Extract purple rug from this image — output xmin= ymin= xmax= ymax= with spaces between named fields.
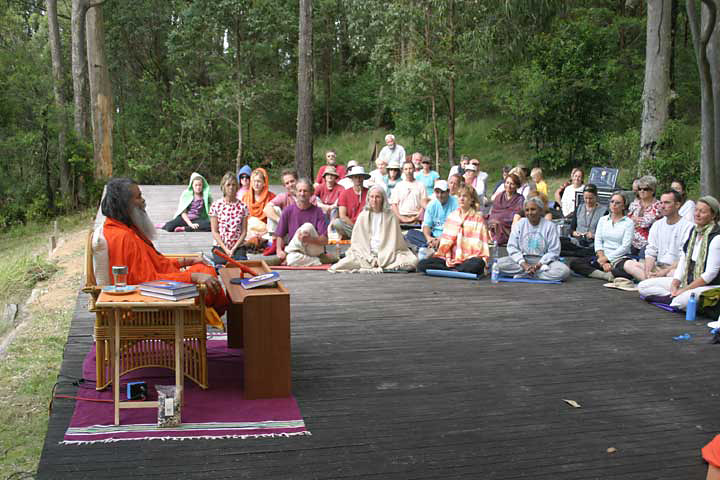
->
xmin=61 ymin=338 xmax=309 ymax=444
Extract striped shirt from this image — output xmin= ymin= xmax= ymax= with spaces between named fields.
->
xmin=436 ymin=209 xmax=491 ymax=262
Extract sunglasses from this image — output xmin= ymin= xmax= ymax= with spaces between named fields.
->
xmin=638 ymin=187 xmax=653 ymax=192
xmin=239 ymin=175 xmax=250 ymax=180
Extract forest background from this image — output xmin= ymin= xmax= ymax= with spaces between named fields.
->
xmin=0 ymin=0 xmax=711 ymax=227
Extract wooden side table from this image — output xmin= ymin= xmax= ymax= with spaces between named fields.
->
xmin=219 ymin=262 xmax=291 ymax=399
xmin=95 ymin=291 xmax=203 ymax=425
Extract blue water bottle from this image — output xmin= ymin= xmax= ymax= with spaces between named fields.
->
xmin=686 ymin=293 xmax=697 ymax=321
xmin=490 ymin=260 xmax=500 ymax=284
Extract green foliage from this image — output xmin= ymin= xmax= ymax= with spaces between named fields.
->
xmin=643 ymin=120 xmax=700 ymax=192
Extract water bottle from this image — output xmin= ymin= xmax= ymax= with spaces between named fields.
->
xmin=686 ymin=293 xmax=697 ymax=322
xmin=491 ymin=260 xmax=500 ymax=284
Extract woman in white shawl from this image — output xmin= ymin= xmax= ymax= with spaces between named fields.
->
xmin=329 ymin=186 xmax=418 ymax=273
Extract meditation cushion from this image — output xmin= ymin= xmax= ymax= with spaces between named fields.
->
xmin=92 ymin=225 xmax=111 ymax=286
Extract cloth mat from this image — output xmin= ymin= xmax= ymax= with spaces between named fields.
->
xmin=61 ymin=339 xmax=309 ymax=444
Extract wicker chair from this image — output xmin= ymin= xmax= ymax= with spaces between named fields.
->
xmin=83 ymin=229 xmax=209 ymax=390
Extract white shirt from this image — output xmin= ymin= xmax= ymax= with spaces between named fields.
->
xmin=389 ymin=180 xmax=427 ymax=216
xmin=561 ymin=184 xmax=585 ymax=216
xmin=673 ymin=232 xmax=720 ymax=284
xmin=679 ymin=200 xmax=696 ymax=224
xmin=645 ymin=217 xmax=693 ymax=266
xmin=473 ymin=172 xmax=489 ymax=197
xmin=377 ymin=145 xmax=406 ymax=166
xmin=369 ymin=212 xmax=383 ymax=253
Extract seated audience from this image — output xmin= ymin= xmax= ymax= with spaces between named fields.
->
xmin=531 ymin=167 xmax=547 ymax=196
xmin=414 ymin=156 xmax=440 ymax=197
xmin=314 ymin=149 xmax=346 ymax=188
xmin=469 ymin=158 xmax=489 ymax=201
xmin=385 ymin=160 xmax=402 ymax=198
xmin=672 ymin=178 xmax=696 ymax=223
xmin=448 ymin=155 xmax=469 ymax=180
xmin=210 ymin=172 xmax=249 ymax=264
xmin=410 ymin=152 xmax=423 ymax=173
xmin=236 ymin=165 xmax=252 ymax=199
xmin=160 ymin=172 xmax=212 ymax=233
xmin=569 ymin=193 xmax=634 ymax=281
xmin=101 ymin=178 xmax=227 ymax=321
xmin=417 ymin=185 xmax=491 ymax=276
xmin=624 ymin=190 xmax=692 ymax=281
xmin=314 ymin=166 xmax=344 ymax=221
xmin=637 ymin=196 xmax=720 ymax=310
xmin=332 ymin=166 xmax=370 ymax=239
xmin=512 ymin=190 xmax=553 ymax=225
xmin=510 ymin=166 xmax=532 ymax=199
xmin=555 ymin=167 xmax=585 ymax=217
xmin=559 ymin=184 xmax=607 ymax=257
xmin=627 ymin=174 xmax=662 ymax=256
xmin=496 ymin=197 xmax=570 ymax=281
xmin=338 ymin=160 xmax=359 ymax=189
xmin=377 ymin=134 xmax=406 ymax=166
xmin=488 ymin=173 xmax=525 ymax=246
xmin=369 ymin=157 xmax=388 ymax=188
xmin=275 ymin=178 xmax=332 ymax=266
xmin=491 ymin=165 xmax=511 ymax=200
xmin=448 ymin=173 xmax=464 ymax=197
xmin=329 ymin=186 xmax=417 ymax=273
xmin=405 ymin=180 xmax=458 ymax=250
xmin=243 ymin=168 xmax=275 ymax=243
xmin=390 ymin=160 xmax=428 ymax=224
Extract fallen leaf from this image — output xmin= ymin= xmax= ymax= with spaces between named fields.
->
xmin=562 ymin=399 xmax=581 ymax=408
xmin=607 ymin=447 xmax=617 ymax=454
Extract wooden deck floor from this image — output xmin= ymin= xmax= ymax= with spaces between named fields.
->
xmin=37 ymin=185 xmax=719 ymax=479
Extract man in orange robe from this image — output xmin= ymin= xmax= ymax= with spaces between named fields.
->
xmin=101 ymin=178 xmax=228 ymax=317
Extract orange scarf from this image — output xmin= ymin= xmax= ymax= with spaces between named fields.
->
xmin=242 ymin=167 xmax=275 ymax=221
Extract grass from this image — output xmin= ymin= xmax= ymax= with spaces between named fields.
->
xmin=0 ymin=210 xmax=93 ymax=306
xmin=0 ymin=209 xmax=94 ymax=478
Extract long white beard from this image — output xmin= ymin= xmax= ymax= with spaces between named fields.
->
xmin=129 ymin=206 xmax=156 ymax=241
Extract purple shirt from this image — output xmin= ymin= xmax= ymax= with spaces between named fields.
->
xmin=275 ymin=203 xmax=327 ymax=241
xmin=186 ymin=197 xmax=205 ymax=220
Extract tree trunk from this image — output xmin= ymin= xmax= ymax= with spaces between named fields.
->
xmin=236 ymin=98 xmax=243 ymax=172
xmin=446 ymin=0 xmax=456 ymax=166
xmin=669 ymin=0 xmax=678 ymax=119
xmin=707 ymin=2 xmax=720 ymax=195
xmin=86 ymin=3 xmax=114 ymax=179
xmin=687 ymin=0 xmax=718 ymax=196
xmin=235 ymin=20 xmax=244 ymax=172
xmin=47 ymin=0 xmax=72 ymax=206
xmin=323 ymin=13 xmax=332 ymax=136
xmin=639 ymin=0 xmax=672 ymax=174
xmin=295 ymin=0 xmax=314 ymax=180
xmin=71 ymin=0 xmax=89 ymax=139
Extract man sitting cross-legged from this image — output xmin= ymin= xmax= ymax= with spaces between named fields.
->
xmin=623 ymin=190 xmax=693 ymax=282
xmin=275 ymin=178 xmax=334 ymax=266
xmin=101 ymin=178 xmax=227 ymax=319
xmin=390 ymin=160 xmax=428 ymax=225
xmin=496 ymin=196 xmax=571 ymax=282
xmin=405 ymin=180 xmax=457 ymax=251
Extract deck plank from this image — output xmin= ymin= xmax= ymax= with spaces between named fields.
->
xmin=37 ymin=185 xmax=716 ymax=479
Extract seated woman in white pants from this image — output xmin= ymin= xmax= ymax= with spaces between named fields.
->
xmin=638 ymin=196 xmax=720 ymax=309
xmin=497 ymin=196 xmax=571 ymax=281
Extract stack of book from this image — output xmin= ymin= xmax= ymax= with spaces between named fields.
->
xmin=139 ymin=280 xmax=199 ymax=301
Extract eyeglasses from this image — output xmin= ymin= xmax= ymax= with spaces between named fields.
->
xmin=638 ymin=187 xmax=652 ymax=192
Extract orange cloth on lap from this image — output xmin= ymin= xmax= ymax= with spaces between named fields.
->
xmin=703 ymin=435 xmax=720 ymax=468
xmin=104 ymin=217 xmax=228 ymax=317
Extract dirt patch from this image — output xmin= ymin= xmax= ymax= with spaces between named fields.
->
xmin=26 ymin=231 xmax=87 ymax=312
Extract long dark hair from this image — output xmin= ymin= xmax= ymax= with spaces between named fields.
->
xmin=101 ymin=177 xmax=136 ymax=225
